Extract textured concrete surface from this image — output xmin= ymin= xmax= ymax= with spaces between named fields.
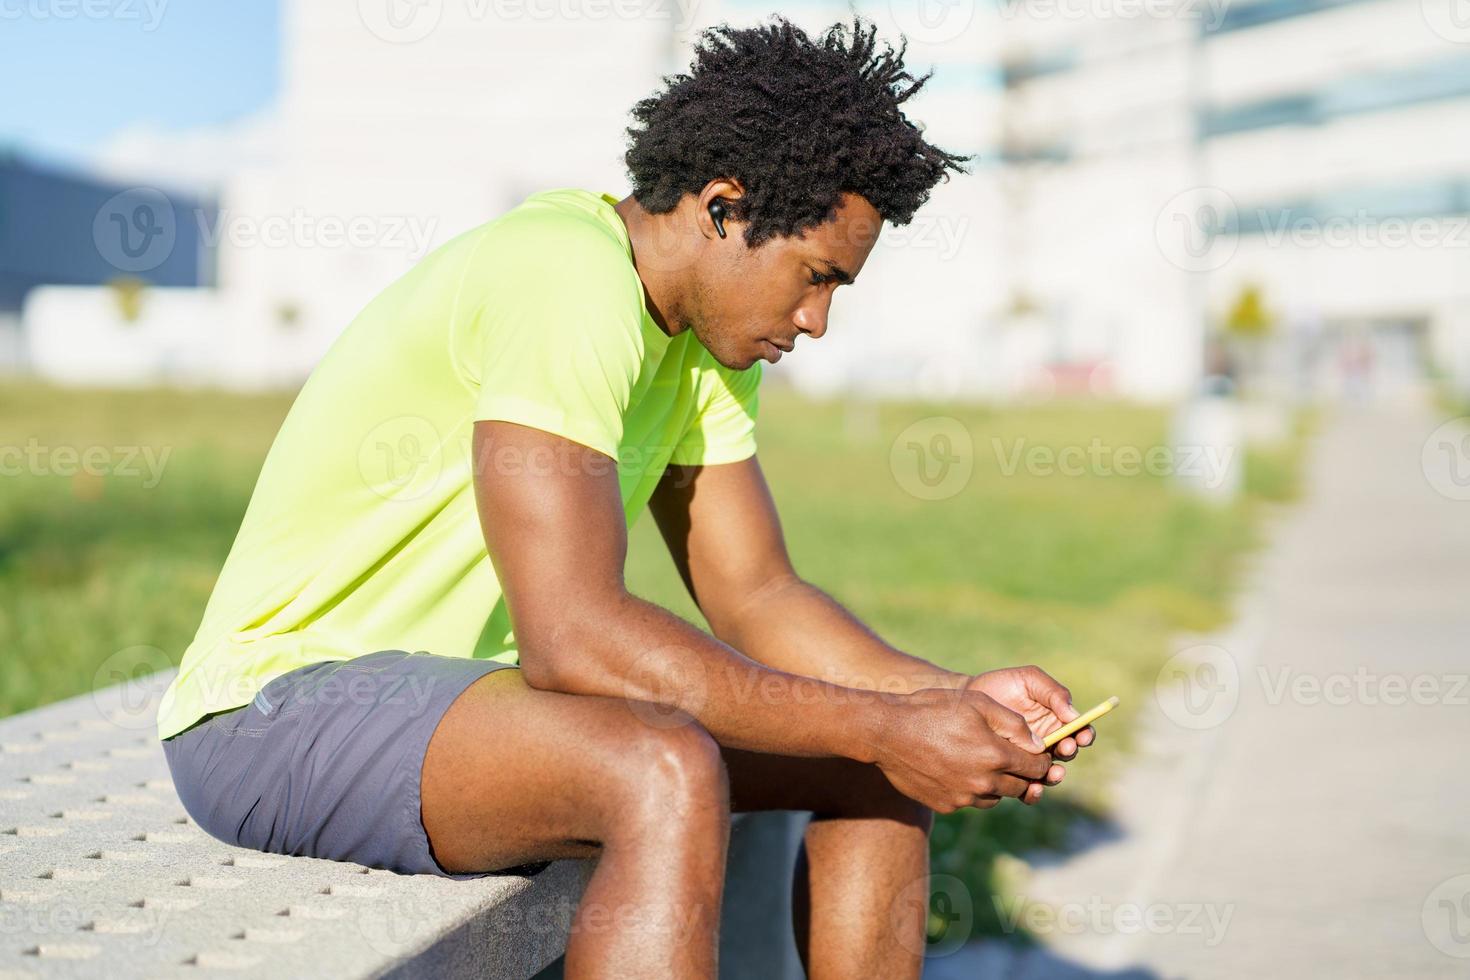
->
xmin=1 ymin=668 xmax=808 ymax=978
xmin=926 ymin=402 xmax=1470 ymax=979
xmin=0 ymin=669 xmax=586 ymax=979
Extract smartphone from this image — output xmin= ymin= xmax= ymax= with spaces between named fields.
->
xmin=1042 ymin=695 xmax=1118 ymax=749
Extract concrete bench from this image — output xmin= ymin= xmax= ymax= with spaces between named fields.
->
xmin=0 ymin=671 xmax=806 ymax=978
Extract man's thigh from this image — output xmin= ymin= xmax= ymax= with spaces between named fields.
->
xmin=422 ymin=670 xmax=925 ymax=873
xmin=421 ymin=666 xmax=725 ymax=873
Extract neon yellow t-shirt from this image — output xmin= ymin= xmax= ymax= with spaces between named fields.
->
xmin=155 ymin=188 xmax=761 ymax=740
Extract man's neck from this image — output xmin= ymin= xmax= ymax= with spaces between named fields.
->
xmin=612 ymin=194 xmax=687 ymax=339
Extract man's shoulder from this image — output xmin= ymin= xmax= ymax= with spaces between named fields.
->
xmin=482 ymin=188 xmax=629 ymax=259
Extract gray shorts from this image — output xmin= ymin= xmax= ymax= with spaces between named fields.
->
xmin=161 ymin=649 xmax=547 ymax=879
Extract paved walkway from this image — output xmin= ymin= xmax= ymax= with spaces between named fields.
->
xmin=928 ymin=400 xmax=1470 ymax=979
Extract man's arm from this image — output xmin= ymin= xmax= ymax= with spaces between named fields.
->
xmin=472 ymin=420 xmax=1055 ymax=811
xmin=648 ymin=457 xmax=1095 ymax=756
xmin=648 ymin=456 xmax=966 ymax=693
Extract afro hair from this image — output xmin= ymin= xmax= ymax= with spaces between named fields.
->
xmin=624 ymin=15 xmax=971 ymax=247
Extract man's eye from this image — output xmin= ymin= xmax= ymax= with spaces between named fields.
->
xmin=807 ymin=269 xmax=825 ymax=286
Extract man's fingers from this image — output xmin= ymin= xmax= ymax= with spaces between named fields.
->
xmin=1000 ymin=742 xmax=1052 ymax=780
xmin=1021 ymin=666 xmax=1076 ymax=722
xmin=975 ymin=697 xmax=1045 ymax=752
xmin=983 ymin=772 xmax=1033 ymax=799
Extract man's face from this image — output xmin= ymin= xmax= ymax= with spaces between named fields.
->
xmin=684 ymin=193 xmax=883 ymax=371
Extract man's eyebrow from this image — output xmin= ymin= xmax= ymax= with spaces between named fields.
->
xmin=817 ymin=259 xmax=854 ymax=284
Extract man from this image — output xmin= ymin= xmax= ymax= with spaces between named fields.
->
xmin=158 ymin=16 xmax=1095 ymax=978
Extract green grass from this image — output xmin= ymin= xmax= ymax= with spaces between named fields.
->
xmin=0 ymin=380 xmax=1305 ymax=943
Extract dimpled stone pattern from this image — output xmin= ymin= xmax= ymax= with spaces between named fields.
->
xmin=0 ymin=670 xmax=591 ymax=980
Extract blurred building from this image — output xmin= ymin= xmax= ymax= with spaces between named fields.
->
xmin=15 ymin=0 xmax=1470 ymax=402
xmin=0 ymin=151 xmax=216 ymax=376
xmin=927 ymin=0 xmax=1470 ymax=403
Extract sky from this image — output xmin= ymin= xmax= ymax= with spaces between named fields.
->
xmin=0 ymin=1 xmax=280 ymax=171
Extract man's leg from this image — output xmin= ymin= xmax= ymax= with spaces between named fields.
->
xmin=423 ymin=669 xmax=930 ymax=978
xmin=722 ymin=748 xmax=933 ymax=980
xmin=420 ymin=668 xmax=730 ymax=978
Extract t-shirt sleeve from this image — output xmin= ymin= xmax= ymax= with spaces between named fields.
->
xmin=670 ymin=359 xmax=763 ymax=466
xmin=455 ymin=214 xmax=647 ymax=460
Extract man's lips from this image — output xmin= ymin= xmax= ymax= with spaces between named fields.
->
xmin=761 ymin=338 xmax=795 ymax=363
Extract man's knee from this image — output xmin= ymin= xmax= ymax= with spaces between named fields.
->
xmin=616 ymin=713 xmax=730 ymax=819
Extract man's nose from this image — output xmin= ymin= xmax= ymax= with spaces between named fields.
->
xmin=794 ymin=297 xmax=830 ymax=340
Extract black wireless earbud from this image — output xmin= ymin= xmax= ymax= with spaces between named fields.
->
xmin=708 ymin=199 xmax=728 ymax=239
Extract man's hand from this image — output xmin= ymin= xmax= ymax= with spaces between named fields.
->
xmin=869 ymin=687 xmax=1055 ymax=813
xmin=964 ymin=666 xmax=1096 ymax=782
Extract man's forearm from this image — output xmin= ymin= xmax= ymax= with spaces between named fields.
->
xmin=712 ymin=575 xmax=968 ymax=694
xmin=520 ymin=590 xmax=893 ymax=762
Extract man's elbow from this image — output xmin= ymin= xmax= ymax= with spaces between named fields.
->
xmin=513 ymin=598 xmax=624 ymax=693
